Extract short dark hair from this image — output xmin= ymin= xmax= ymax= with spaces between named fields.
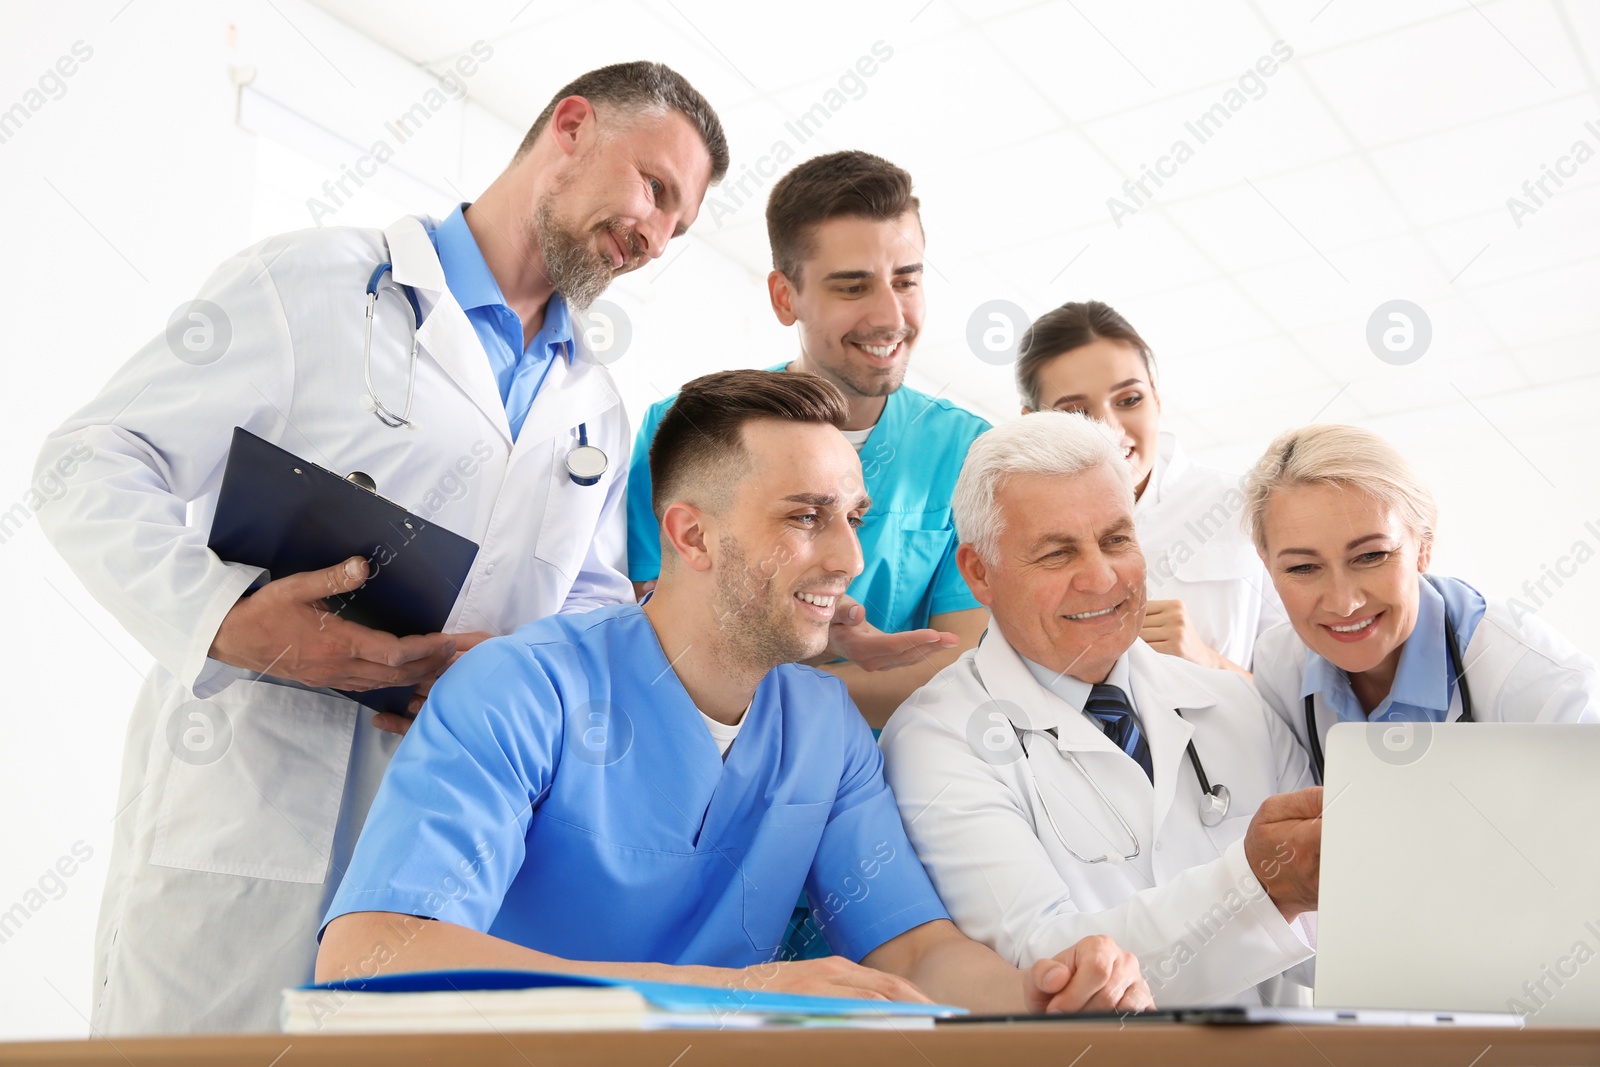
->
xmin=514 ymin=61 xmax=729 ymax=184
xmin=650 ymin=370 xmax=849 ymax=526
xmin=1016 ymin=301 xmax=1157 ymax=410
xmin=765 ymin=151 xmax=920 ymax=286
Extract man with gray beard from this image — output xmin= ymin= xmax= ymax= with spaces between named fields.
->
xmin=35 ymin=61 xmax=725 ymax=1033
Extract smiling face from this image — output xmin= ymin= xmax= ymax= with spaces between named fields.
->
xmin=529 ymin=106 xmax=713 ymax=308
xmin=1261 ymin=483 xmax=1432 ymax=686
xmin=1027 ymin=338 xmax=1162 ymax=497
xmin=709 ymin=419 xmax=868 ymax=670
xmin=958 ymin=464 xmax=1147 ymax=683
xmin=771 ymin=213 xmax=925 ymax=402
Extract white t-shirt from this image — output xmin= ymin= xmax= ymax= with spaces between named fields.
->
xmin=699 ymin=706 xmax=748 ymax=757
xmin=840 ymin=426 xmax=873 ymax=452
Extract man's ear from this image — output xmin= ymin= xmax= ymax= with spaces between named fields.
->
xmin=546 ymin=95 xmax=596 ymax=158
xmin=955 ymin=543 xmax=995 ymax=608
xmin=660 ymin=501 xmax=715 ymax=573
xmin=768 ymin=269 xmax=799 ymax=327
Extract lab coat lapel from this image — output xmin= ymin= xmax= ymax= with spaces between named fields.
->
xmin=510 ymin=344 xmax=623 ymax=452
xmin=383 ymin=215 xmax=512 ymax=445
xmin=1126 ymin=640 xmax=1208 ymax=833
xmin=973 ymin=627 xmax=1121 ymax=754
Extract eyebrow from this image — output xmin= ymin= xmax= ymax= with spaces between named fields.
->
xmin=819 ymin=263 xmax=924 ymax=283
xmin=783 ymin=492 xmax=872 ymax=511
xmin=1048 ymin=378 xmax=1145 ymax=407
xmin=1276 ymin=532 xmax=1394 ymax=558
xmin=665 ymin=174 xmax=689 ymax=238
xmin=1026 ymin=516 xmax=1133 ymax=554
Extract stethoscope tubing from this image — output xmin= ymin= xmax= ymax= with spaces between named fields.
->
xmin=363 ymin=261 xmax=606 ymax=487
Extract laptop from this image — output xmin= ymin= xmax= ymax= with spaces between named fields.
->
xmin=1316 ymin=722 xmax=1600 ymax=1027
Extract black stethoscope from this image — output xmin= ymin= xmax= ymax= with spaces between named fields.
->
xmin=363 ymin=262 xmax=608 ymax=487
xmin=1304 ymin=573 xmax=1475 ymax=783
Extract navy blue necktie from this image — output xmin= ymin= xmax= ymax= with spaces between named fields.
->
xmin=1085 ymin=683 xmax=1154 ymax=783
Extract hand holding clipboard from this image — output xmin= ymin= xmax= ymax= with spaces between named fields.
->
xmin=206 ymin=428 xmax=482 ymax=722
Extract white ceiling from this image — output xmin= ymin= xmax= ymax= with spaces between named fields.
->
xmin=305 ymin=0 xmax=1600 ymax=468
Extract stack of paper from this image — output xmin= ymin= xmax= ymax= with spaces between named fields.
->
xmin=281 ymin=969 xmax=964 ymax=1033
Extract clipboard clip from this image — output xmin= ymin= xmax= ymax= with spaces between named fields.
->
xmin=345 ymin=471 xmax=378 ymax=494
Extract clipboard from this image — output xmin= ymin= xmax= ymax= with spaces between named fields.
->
xmin=207 ymin=427 xmax=480 ymax=715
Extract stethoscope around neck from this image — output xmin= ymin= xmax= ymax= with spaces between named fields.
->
xmin=361 ymin=262 xmax=608 ymax=487
xmin=1303 ymin=573 xmax=1476 ymax=784
xmin=973 ymin=644 xmax=1231 ymax=866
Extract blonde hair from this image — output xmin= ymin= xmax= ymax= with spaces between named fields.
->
xmin=1243 ymin=424 xmax=1438 ymax=556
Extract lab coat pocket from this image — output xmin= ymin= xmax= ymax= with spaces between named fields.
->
xmin=533 ymin=434 xmax=609 ymax=581
xmin=149 ymin=681 xmax=357 ymax=883
xmin=1201 ymin=812 xmax=1254 ymax=856
xmin=739 ymin=800 xmax=832 ymax=954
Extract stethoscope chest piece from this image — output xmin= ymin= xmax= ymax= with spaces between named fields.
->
xmin=1198 ymin=784 xmax=1231 ymax=827
xmin=567 ymin=443 xmax=608 ymax=487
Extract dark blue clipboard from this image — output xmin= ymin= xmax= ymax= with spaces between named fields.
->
xmin=206 ymin=427 xmax=479 ymax=715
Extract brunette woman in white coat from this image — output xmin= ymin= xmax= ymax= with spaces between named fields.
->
xmin=1016 ymin=301 xmax=1283 ymax=673
xmin=1244 ymin=424 xmax=1600 ymax=781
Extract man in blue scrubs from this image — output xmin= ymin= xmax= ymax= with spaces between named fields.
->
xmin=318 ymin=370 xmax=1151 ymax=1012
xmin=625 ymin=151 xmax=991 ymax=730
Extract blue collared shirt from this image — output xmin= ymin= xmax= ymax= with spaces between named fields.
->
xmin=428 ymin=203 xmax=573 ymax=441
xmin=1021 ymin=654 xmax=1142 ymax=734
xmin=1301 ymin=574 xmax=1488 ymax=723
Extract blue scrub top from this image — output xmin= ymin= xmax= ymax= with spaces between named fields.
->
xmin=1301 ymin=573 xmax=1488 ymax=723
xmin=626 ymin=364 xmax=991 ymax=633
xmin=324 ymin=604 xmax=949 ymax=966
xmin=428 ymin=203 xmax=573 ymax=441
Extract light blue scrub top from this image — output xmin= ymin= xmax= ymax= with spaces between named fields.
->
xmin=323 ymin=604 xmax=949 ymax=965
xmin=625 ymin=364 xmax=991 ymax=633
xmin=427 ymin=203 xmax=573 ymax=441
xmin=1301 ymin=574 xmax=1488 ymax=723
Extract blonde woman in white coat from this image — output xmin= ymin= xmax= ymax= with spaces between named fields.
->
xmin=1017 ymin=301 xmax=1283 ymax=674
xmin=1244 ymin=424 xmax=1600 ymax=781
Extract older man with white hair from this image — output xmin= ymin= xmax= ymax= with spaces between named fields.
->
xmin=879 ymin=412 xmax=1322 ymax=1006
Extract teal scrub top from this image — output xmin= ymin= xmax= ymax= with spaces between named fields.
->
xmin=323 ymin=604 xmax=950 ymax=965
xmin=626 ymin=365 xmax=992 ymax=632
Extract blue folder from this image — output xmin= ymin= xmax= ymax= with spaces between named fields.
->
xmin=299 ymin=968 xmax=965 ymax=1020
xmin=207 ymin=427 xmax=479 ymax=715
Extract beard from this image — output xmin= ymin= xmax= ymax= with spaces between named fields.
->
xmin=530 ymin=198 xmax=635 ymax=311
xmin=811 ymin=331 xmax=917 ymax=398
xmin=709 ymin=535 xmax=828 ymax=674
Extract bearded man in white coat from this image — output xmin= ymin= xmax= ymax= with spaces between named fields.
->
xmin=32 ymin=63 xmax=726 ymax=1034
xmin=879 ymin=413 xmax=1324 ymax=1006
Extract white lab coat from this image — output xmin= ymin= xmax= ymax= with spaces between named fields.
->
xmin=34 ymin=215 xmax=632 ymax=1034
xmin=1136 ymin=432 xmax=1284 ymax=669
xmin=880 ymin=627 xmax=1317 ymax=1007
xmin=1254 ymin=595 xmax=1600 ymax=754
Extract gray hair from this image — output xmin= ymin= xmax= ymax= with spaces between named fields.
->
xmin=953 ymin=412 xmax=1134 ymax=563
xmin=514 ymin=61 xmax=729 ymax=184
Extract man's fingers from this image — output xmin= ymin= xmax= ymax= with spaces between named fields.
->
xmin=370 ymin=712 xmax=414 ymax=736
xmin=290 ymin=555 xmax=369 ymax=601
xmin=1260 ymin=786 xmax=1324 ymax=822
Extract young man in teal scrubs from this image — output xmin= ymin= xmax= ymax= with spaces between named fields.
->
xmin=317 ymin=370 xmax=1152 ymax=1015
xmin=625 ymin=151 xmax=991 ymax=730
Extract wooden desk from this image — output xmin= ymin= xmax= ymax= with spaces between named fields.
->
xmin=4 ymin=1025 xmax=1599 ymax=1067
